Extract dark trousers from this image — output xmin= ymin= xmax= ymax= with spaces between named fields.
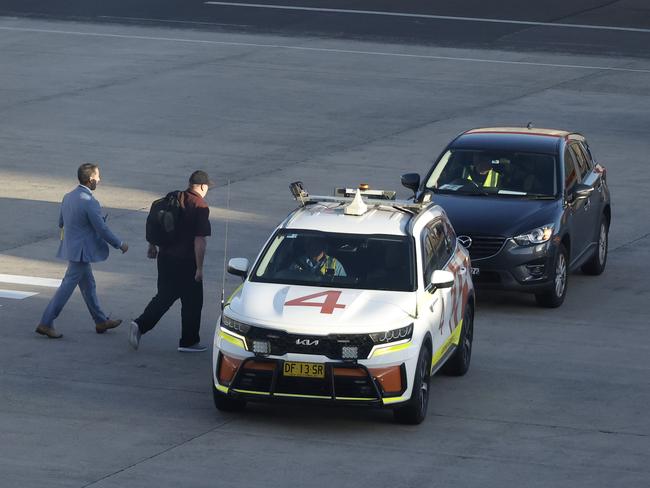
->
xmin=135 ymin=254 xmax=203 ymax=347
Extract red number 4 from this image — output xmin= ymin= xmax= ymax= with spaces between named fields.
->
xmin=284 ymin=291 xmax=346 ymax=314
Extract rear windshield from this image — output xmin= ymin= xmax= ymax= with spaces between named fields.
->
xmin=425 ymin=149 xmax=558 ymax=198
xmin=250 ymin=229 xmax=415 ymax=292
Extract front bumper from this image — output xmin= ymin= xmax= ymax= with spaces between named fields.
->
xmin=213 ymin=327 xmax=418 ymax=407
xmin=215 ymin=354 xmax=408 ymax=406
xmin=471 ymin=239 xmax=558 ymax=292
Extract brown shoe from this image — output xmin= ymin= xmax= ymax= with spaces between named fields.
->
xmin=95 ymin=318 xmax=122 ymax=334
xmin=35 ymin=324 xmax=63 ymax=339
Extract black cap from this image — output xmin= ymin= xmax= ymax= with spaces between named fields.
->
xmin=189 ymin=170 xmax=215 ymax=188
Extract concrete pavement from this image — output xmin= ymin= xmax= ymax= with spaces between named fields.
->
xmin=0 ymin=14 xmax=649 ymax=488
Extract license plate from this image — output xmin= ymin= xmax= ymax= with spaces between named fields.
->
xmin=283 ymin=361 xmax=325 ymax=378
xmin=470 ymin=267 xmax=480 ymax=276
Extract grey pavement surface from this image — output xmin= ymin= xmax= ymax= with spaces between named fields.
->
xmin=1 ymin=0 xmax=650 ymax=57
xmin=0 ymin=12 xmax=649 ymax=488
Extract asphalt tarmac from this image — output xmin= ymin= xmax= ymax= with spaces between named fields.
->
xmin=0 ymin=2 xmax=649 ymax=487
xmin=1 ymin=0 xmax=649 ymax=56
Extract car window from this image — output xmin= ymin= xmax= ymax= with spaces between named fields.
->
xmin=425 ymin=149 xmax=557 ymax=197
xmin=422 ymin=221 xmax=451 ymax=285
xmin=576 ymin=142 xmax=594 ymax=170
xmin=563 ymin=147 xmax=579 ymax=193
xmin=569 ymin=143 xmax=589 ymax=180
xmin=444 ymin=220 xmax=457 ymax=255
xmin=251 ymin=229 xmax=415 ymax=292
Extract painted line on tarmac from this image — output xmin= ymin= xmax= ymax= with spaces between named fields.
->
xmin=98 ymin=15 xmax=250 ymax=28
xmin=0 ymin=289 xmax=38 ymax=299
xmin=0 ymin=274 xmax=61 ymax=288
xmin=204 ymin=1 xmax=650 ymax=34
xmin=1 ymin=25 xmax=649 ymax=74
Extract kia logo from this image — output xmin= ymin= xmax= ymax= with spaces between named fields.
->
xmin=458 ymin=235 xmax=472 ymax=248
xmin=296 ymin=338 xmax=319 ymax=346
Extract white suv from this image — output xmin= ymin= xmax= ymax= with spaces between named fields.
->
xmin=212 ymin=183 xmax=475 ymax=424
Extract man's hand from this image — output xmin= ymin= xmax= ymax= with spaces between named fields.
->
xmin=147 ymin=244 xmax=158 ymax=259
xmin=120 ymin=242 xmax=129 ymax=254
xmin=195 ymin=268 xmax=203 ymax=282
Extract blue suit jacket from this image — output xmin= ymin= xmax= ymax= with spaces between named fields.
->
xmin=57 ymin=185 xmax=122 ymax=263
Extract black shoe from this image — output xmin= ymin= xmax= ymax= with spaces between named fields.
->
xmin=178 ymin=342 xmax=207 ymax=353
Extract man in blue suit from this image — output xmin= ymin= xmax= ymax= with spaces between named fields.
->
xmin=36 ymin=163 xmax=129 ymax=339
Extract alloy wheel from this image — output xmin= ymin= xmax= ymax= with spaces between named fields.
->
xmin=417 ymin=349 xmax=431 ymax=416
xmin=555 ymin=253 xmax=567 ymax=297
xmin=598 ymin=223 xmax=608 ymax=265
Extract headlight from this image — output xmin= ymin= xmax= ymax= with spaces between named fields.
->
xmin=221 ymin=314 xmax=251 ymax=334
xmin=513 ymin=224 xmax=554 ymax=246
xmin=369 ymin=324 xmax=413 ymax=344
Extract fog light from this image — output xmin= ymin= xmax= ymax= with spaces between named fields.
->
xmin=341 ymin=346 xmax=358 ymax=360
xmin=526 ymin=264 xmax=545 ymax=277
xmin=252 ymin=340 xmax=271 ymax=355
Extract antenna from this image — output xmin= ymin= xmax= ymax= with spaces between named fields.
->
xmin=220 ymin=179 xmax=231 ymax=311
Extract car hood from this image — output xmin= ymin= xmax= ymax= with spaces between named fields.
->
xmin=226 ymin=282 xmax=416 ymax=334
xmin=432 ymin=194 xmax=560 ymax=236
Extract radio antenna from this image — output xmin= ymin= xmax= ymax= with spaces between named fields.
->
xmin=220 ymin=179 xmax=231 ymax=311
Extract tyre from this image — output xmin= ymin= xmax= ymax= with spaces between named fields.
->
xmin=581 ymin=216 xmax=608 ymax=275
xmin=393 ymin=343 xmax=431 ymax=425
xmin=442 ymin=305 xmax=474 ymax=376
xmin=535 ymin=243 xmax=568 ymax=308
xmin=212 ymin=384 xmax=246 ymax=412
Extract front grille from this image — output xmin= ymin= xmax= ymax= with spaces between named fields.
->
xmin=246 ymin=327 xmax=375 ymax=360
xmin=463 ymin=235 xmax=506 ymax=260
xmin=228 ymin=358 xmax=384 ymax=401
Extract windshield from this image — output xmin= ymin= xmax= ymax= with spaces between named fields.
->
xmin=250 ymin=229 xmax=415 ymax=292
xmin=425 ymin=149 xmax=558 ymax=197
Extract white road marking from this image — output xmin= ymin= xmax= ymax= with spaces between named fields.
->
xmin=1 ymin=25 xmax=649 ymax=74
xmin=204 ymin=1 xmax=650 ymax=34
xmin=0 ymin=289 xmax=38 ymax=300
xmin=97 ymin=15 xmax=250 ymax=28
xmin=0 ymin=274 xmax=61 ymax=288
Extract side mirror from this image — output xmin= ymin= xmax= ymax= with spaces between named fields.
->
xmin=401 ymin=173 xmax=421 ymax=197
xmin=426 ymin=270 xmax=454 ymax=292
xmin=227 ymin=258 xmax=250 ymax=278
xmin=574 ymin=183 xmax=594 ymax=201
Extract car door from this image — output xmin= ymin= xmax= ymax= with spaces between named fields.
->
xmin=563 ymin=145 xmax=590 ymax=261
xmin=575 ymin=141 xmax=604 ymax=246
xmin=420 ymin=219 xmax=454 ymax=362
xmin=568 ymin=142 xmax=599 ymax=261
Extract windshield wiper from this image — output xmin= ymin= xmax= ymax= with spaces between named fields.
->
xmin=432 ymin=186 xmax=490 ymax=197
xmin=522 ymin=194 xmax=555 ymax=200
xmin=456 ymin=189 xmax=490 ymax=196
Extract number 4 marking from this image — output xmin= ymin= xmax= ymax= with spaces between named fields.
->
xmin=284 ymin=291 xmax=346 ymax=314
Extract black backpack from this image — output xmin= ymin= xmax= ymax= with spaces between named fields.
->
xmin=146 ymin=191 xmax=183 ymax=246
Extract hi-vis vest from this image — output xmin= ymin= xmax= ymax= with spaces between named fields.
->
xmin=468 ymin=169 xmax=500 ymax=188
xmin=318 ymin=255 xmax=339 ymax=275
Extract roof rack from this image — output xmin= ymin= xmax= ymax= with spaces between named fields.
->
xmin=289 ymin=181 xmax=430 ymax=213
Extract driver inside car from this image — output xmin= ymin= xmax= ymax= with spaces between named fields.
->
xmin=291 ymin=238 xmax=347 ymax=277
xmin=465 ymin=157 xmax=501 ymax=188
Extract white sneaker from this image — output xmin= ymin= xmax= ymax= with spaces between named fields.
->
xmin=129 ymin=321 xmax=141 ymax=350
xmin=178 ymin=342 xmax=207 ymax=353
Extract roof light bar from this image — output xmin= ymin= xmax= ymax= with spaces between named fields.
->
xmin=289 ymin=181 xmax=428 ymax=212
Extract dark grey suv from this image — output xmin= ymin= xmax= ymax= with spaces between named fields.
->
xmin=402 ymin=127 xmax=611 ymax=307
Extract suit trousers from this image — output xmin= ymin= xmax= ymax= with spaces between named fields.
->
xmin=135 ymin=254 xmax=203 ymax=347
xmin=40 ymin=261 xmax=109 ymax=327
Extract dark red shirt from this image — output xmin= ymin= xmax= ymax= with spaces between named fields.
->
xmin=160 ymin=189 xmax=211 ymax=260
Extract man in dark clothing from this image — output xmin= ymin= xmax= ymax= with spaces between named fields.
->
xmin=130 ymin=170 xmax=213 ymax=352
